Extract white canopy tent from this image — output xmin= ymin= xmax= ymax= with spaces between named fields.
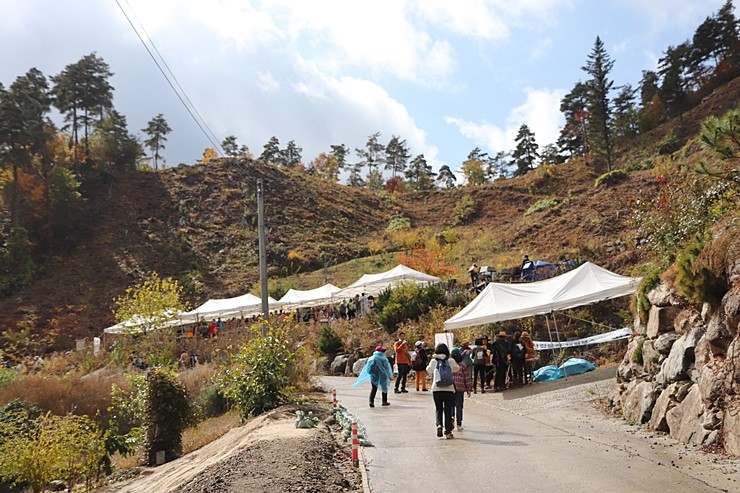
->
xmin=444 ymin=262 xmax=641 ymax=330
xmin=333 ymin=264 xmax=442 ymax=299
xmin=103 ymin=312 xmax=182 ymax=334
xmin=278 ymin=283 xmax=341 ymax=309
xmin=178 ymin=293 xmax=281 ymax=323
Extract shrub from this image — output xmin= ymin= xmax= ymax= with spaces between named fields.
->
xmin=626 ymin=159 xmax=654 ymax=172
xmin=142 ymin=367 xmax=190 ymax=466
xmin=524 ymin=198 xmax=559 ymax=216
xmin=214 ymin=322 xmax=297 ymax=419
xmin=632 ymin=339 xmax=644 ymax=365
xmin=675 ymin=234 xmax=728 ymax=306
xmin=318 ymin=326 xmax=343 ymax=355
xmin=374 ymin=282 xmax=447 ymax=334
xmin=635 ymin=265 xmax=663 ymax=322
xmin=453 ymin=194 xmax=477 ymax=225
xmin=594 ymin=169 xmax=628 ymax=188
xmin=656 ymin=132 xmax=680 ymax=155
xmin=191 ymin=385 xmax=228 ymax=422
xmin=386 ymin=213 xmax=411 ymax=232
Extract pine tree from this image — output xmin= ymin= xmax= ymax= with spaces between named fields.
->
xmin=404 ymin=154 xmax=436 ymax=190
xmin=281 ymin=140 xmax=302 ymax=168
xmin=329 ymin=144 xmax=348 ymax=174
xmin=659 ymin=43 xmax=692 ymax=122
xmin=436 ymin=164 xmax=457 ymax=189
xmin=260 ymin=136 xmax=281 ymax=164
xmin=355 ymin=132 xmax=385 ymax=184
xmin=582 ymin=37 xmax=615 ymax=171
xmin=510 ymin=124 xmax=539 ymax=177
xmin=221 ymin=135 xmax=239 ymax=158
xmin=557 ymin=81 xmax=590 ymax=161
xmin=94 ymin=110 xmax=142 ymax=171
xmin=460 ymin=148 xmax=488 ymax=186
xmin=142 ymin=114 xmax=171 ymax=170
xmin=613 ymin=84 xmax=640 ymax=139
xmin=384 ymin=135 xmax=410 ymax=179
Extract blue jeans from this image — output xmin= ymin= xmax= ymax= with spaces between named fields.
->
xmin=433 ymin=391 xmax=455 ymax=435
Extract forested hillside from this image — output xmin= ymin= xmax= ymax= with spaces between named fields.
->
xmin=1 ymin=2 xmax=738 ymax=353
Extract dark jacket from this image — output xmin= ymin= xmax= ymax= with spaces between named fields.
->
xmin=412 ymin=346 xmax=429 ymax=371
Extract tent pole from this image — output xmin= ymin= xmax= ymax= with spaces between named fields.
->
xmin=552 ymin=312 xmax=566 ymax=373
xmin=545 ymin=315 xmax=556 ymax=362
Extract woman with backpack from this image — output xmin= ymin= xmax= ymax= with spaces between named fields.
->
xmin=426 ymin=343 xmax=459 ymax=439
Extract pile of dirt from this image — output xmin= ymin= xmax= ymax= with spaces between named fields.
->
xmin=97 ymin=404 xmax=362 ymax=493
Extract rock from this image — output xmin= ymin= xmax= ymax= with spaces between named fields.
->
xmin=616 ymin=337 xmax=645 ymax=383
xmin=607 ymin=384 xmax=625 ymax=415
xmin=723 ymin=397 xmax=740 ymax=457
xmin=674 ymin=309 xmax=701 ymax=336
xmin=318 ymin=356 xmax=332 ymax=374
xmin=654 ymin=331 xmax=679 ymax=355
xmin=622 ymin=380 xmax=656 ymax=425
xmin=656 ymin=326 xmax=704 ymax=386
xmin=633 ymin=314 xmax=647 ymax=337
xmin=649 ymin=382 xmax=680 ymax=432
xmin=704 ymin=429 xmax=721 ymax=447
xmin=697 ymin=364 xmax=724 ymax=404
xmin=675 ymin=381 xmax=693 ymax=402
xmin=344 ymin=353 xmax=357 ymax=377
xmin=352 ymin=357 xmax=368 ymax=376
xmin=647 ymin=283 xmax=676 ymax=307
xmin=666 ymin=385 xmax=709 ymax=446
xmin=647 ymin=305 xmax=681 ymax=339
xmin=330 ymin=354 xmax=349 ymax=375
xmin=705 ymin=308 xmax=734 ymax=356
xmin=642 ymin=340 xmax=661 ymax=374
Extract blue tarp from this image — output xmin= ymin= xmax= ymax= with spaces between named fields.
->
xmin=533 ymin=358 xmax=597 ymax=382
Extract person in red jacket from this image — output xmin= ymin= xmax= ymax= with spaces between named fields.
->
xmin=393 ymin=332 xmax=411 ymax=393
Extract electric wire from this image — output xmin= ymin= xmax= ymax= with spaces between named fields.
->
xmin=114 ymin=0 xmax=224 ymax=155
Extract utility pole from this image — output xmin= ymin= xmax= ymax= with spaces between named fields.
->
xmin=257 ymin=179 xmax=268 ymax=336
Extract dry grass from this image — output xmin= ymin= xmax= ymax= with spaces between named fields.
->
xmin=182 ymin=413 xmax=242 ymax=454
xmin=0 ymin=371 xmax=126 ymax=418
xmin=178 ymin=362 xmax=217 ymax=397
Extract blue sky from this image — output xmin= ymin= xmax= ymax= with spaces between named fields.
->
xmin=0 ymin=0 xmax=733 ymax=178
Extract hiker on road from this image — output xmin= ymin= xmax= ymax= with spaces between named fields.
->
xmin=394 ymin=332 xmax=411 ymax=393
xmin=451 ymin=347 xmax=472 ymax=431
xmin=354 ymin=345 xmax=393 ymax=407
xmin=412 ymin=340 xmax=429 ymax=391
xmin=427 ymin=343 xmax=459 ymax=439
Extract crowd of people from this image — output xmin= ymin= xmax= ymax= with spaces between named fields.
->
xmin=355 ymin=330 xmax=537 ymax=439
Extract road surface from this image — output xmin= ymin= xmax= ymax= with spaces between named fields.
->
xmin=322 ymin=369 xmax=740 ymax=493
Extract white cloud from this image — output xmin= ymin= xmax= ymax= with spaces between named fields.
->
xmin=445 ymin=87 xmax=565 ymax=161
xmin=618 ymin=0 xmax=726 ymax=32
xmin=257 ymin=70 xmax=280 ymax=92
xmin=530 ymin=37 xmax=552 ymax=61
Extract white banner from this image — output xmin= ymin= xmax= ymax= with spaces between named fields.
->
xmin=534 ymin=327 xmax=631 ymax=350
xmin=435 ymin=332 xmax=454 ymax=350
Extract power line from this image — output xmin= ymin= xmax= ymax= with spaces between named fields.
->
xmin=114 ymin=0 xmax=224 ymax=156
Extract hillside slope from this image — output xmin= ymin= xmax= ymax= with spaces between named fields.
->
xmin=1 ymin=77 xmax=739 ymax=351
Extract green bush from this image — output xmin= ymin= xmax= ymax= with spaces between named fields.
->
xmin=374 ymin=282 xmax=446 ymax=333
xmin=626 ymin=159 xmax=654 ymax=172
xmin=632 ymin=339 xmax=644 ymax=365
xmin=142 ymin=367 xmax=190 ymax=466
xmin=675 ymin=234 xmax=728 ymax=306
xmin=214 ymin=322 xmax=297 ymax=419
xmin=635 ymin=265 xmax=663 ymax=322
xmin=524 ymin=198 xmax=559 ymax=216
xmin=192 ymin=385 xmax=228 ymax=422
xmin=655 ymin=132 xmax=680 ymax=155
xmin=318 ymin=326 xmax=343 ymax=355
xmin=453 ymin=194 xmax=477 ymax=225
xmin=594 ymin=169 xmax=628 ymax=188
xmin=386 ymin=213 xmax=411 ymax=232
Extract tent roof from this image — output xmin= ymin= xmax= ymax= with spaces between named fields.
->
xmin=444 ymin=262 xmax=641 ymax=330
xmin=334 ymin=264 xmax=442 ymax=298
xmin=179 ymin=293 xmax=280 ymax=322
xmin=279 ymin=284 xmax=341 ymax=309
xmin=103 ymin=312 xmax=181 ymax=334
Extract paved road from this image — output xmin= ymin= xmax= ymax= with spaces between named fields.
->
xmin=322 ymin=371 xmax=740 ymax=493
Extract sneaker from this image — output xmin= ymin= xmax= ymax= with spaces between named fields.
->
xmin=481 ymin=389 xmax=486 ymax=394
xmin=394 ymin=389 xmax=401 ymax=394
xmin=400 ymin=389 xmax=409 ymax=393
xmin=436 ymin=426 xmax=443 ymax=437
xmin=381 ymin=401 xmax=390 ymax=406
xmin=458 ymin=424 xmax=463 ymax=431
xmin=422 ymin=388 xmax=428 ymax=392
xmin=369 ymin=402 xmax=375 ymax=408
xmin=473 ymin=390 xmax=477 ymax=394
xmin=445 ymin=433 xmax=455 ymax=439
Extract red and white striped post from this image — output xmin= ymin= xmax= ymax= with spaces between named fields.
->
xmin=332 ymin=388 xmax=337 ymax=408
xmin=351 ymin=421 xmax=359 ymax=467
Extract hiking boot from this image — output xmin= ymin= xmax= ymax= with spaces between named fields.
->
xmin=369 ymin=402 xmax=375 ymax=408
xmin=436 ymin=426 xmax=443 ymax=437
xmin=381 ymin=401 xmax=390 ymax=406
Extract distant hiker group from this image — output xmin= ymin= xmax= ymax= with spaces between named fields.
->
xmin=354 ymin=329 xmax=537 ymax=439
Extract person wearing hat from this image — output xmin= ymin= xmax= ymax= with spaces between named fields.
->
xmin=412 ymin=340 xmax=429 ymax=391
xmin=521 ymin=331 xmax=536 ymax=384
xmin=492 ymin=331 xmax=511 ymax=391
xmin=353 ymin=345 xmax=393 ymax=407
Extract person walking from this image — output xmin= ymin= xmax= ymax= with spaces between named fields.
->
xmin=451 ymin=348 xmax=472 ymax=431
xmin=471 ymin=338 xmax=489 ymax=394
xmin=394 ymin=332 xmax=411 ymax=393
xmin=412 ymin=340 xmax=429 ymax=391
xmin=510 ymin=331 xmax=526 ymax=387
xmin=353 ymin=345 xmax=393 ymax=407
xmin=426 ymin=343 xmax=459 ymax=439
xmin=493 ymin=331 xmax=511 ymax=391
